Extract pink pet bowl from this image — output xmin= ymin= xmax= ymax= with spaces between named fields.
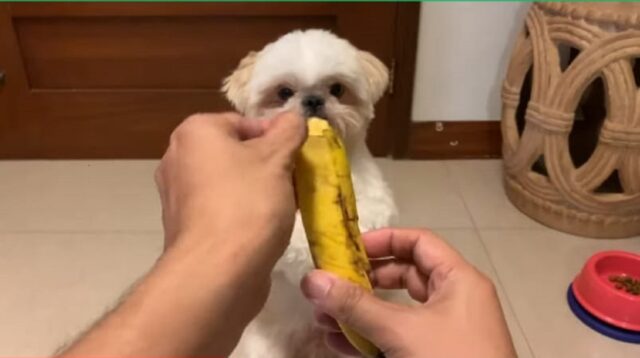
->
xmin=572 ymin=251 xmax=640 ymax=331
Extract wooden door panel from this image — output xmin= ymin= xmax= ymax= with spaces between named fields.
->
xmin=0 ymin=3 xmax=401 ymax=158
xmin=16 ymin=16 xmax=336 ymax=89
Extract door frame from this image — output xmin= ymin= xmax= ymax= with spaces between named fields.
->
xmin=387 ymin=3 xmax=420 ymax=158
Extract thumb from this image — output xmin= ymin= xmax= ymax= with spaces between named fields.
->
xmin=259 ymin=111 xmax=306 ymax=160
xmin=301 ymin=270 xmax=398 ymax=343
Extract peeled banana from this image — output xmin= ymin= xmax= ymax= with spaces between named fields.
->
xmin=294 ymin=117 xmax=381 ymax=358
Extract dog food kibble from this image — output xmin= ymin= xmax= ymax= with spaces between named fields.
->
xmin=608 ymin=275 xmax=640 ymax=295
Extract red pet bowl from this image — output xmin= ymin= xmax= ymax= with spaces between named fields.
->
xmin=572 ymin=251 xmax=640 ymax=331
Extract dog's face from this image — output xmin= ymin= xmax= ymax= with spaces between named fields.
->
xmin=222 ymin=29 xmax=388 ymax=145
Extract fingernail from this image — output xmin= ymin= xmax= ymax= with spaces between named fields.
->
xmin=304 ymin=272 xmax=333 ymax=303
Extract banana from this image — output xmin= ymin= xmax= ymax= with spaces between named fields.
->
xmin=294 ymin=117 xmax=381 ymax=358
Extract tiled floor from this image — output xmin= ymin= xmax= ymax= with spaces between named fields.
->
xmin=1 ymin=159 xmax=639 ymax=357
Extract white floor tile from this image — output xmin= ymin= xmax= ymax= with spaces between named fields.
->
xmin=479 ymin=229 xmax=640 ymax=358
xmin=2 ymin=158 xmax=637 ymax=358
xmin=434 ymin=229 xmax=534 ymax=358
xmin=0 ymin=161 xmax=162 ymax=232
xmin=0 ymin=231 xmax=162 ymax=355
xmin=378 ymin=160 xmax=474 ymax=228
xmin=446 ymin=160 xmax=545 ymax=229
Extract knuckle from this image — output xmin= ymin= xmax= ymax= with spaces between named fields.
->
xmin=169 ymin=126 xmax=186 ymax=144
xmin=334 ymin=283 xmax=365 ymax=324
xmin=170 ymin=115 xmax=203 ymax=143
xmin=180 ymin=115 xmax=202 ymax=129
xmin=481 ymin=276 xmax=498 ymax=294
xmin=222 ymin=111 xmax=244 ymax=120
xmin=381 ymin=319 xmax=405 ymax=344
xmin=154 ymin=166 xmax=162 ymax=186
xmin=154 ymin=162 xmax=168 ymax=187
xmin=468 ymin=267 xmax=497 ymax=294
xmin=417 ymin=227 xmax=438 ymax=242
xmin=185 ymin=112 xmax=210 ymax=123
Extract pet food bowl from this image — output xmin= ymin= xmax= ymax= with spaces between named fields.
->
xmin=572 ymin=251 xmax=640 ymax=331
xmin=567 ymin=285 xmax=640 ymax=343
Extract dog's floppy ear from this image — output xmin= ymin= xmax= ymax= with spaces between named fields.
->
xmin=222 ymin=51 xmax=259 ymax=113
xmin=358 ymin=50 xmax=389 ymax=103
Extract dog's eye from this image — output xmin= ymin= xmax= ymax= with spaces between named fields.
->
xmin=329 ymin=83 xmax=344 ymax=98
xmin=278 ymin=87 xmax=294 ymax=101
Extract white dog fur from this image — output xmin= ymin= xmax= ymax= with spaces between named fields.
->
xmin=222 ymin=29 xmax=399 ymax=358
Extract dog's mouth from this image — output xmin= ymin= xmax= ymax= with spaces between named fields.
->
xmin=304 ymin=114 xmax=330 ymax=126
xmin=304 ymin=115 xmax=348 ymax=142
xmin=303 ymin=108 xmax=328 ymax=120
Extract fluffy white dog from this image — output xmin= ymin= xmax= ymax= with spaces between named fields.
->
xmin=222 ymin=29 xmax=398 ymax=358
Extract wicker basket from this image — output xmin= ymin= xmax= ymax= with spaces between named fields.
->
xmin=501 ymin=2 xmax=640 ymax=238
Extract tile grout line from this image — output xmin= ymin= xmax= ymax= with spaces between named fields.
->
xmin=0 ymin=227 xmax=558 ymax=235
xmin=474 ymin=228 xmax=538 ymax=358
xmin=439 ymin=160 xmax=477 ymax=229
xmin=0 ymin=229 xmax=163 ymax=235
xmin=443 ymin=161 xmax=537 ymax=358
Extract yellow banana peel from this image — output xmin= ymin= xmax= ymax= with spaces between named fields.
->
xmin=294 ymin=117 xmax=381 ymax=358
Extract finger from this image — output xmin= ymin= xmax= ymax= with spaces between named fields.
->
xmin=190 ymin=113 xmax=266 ymax=142
xmin=154 ymin=161 xmax=170 ymax=219
xmin=314 ymin=309 xmax=341 ymax=332
xmin=370 ymin=260 xmax=431 ymax=302
xmin=207 ymin=112 xmax=245 ymax=138
xmin=301 ymin=270 xmax=402 ymax=343
xmin=363 ymin=228 xmax=465 ymax=276
xmin=237 ymin=118 xmax=266 ymax=140
xmin=256 ymin=111 xmax=306 ymax=160
xmin=171 ymin=112 xmax=245 ymax=143
xmin=154 ymin=163 xmax=165 ymax=198
xmin=325 ymin=332 xmax=362 ymax=356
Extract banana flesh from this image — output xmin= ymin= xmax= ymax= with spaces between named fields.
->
xmin=294 ymin=117 xmax=381 ymax=358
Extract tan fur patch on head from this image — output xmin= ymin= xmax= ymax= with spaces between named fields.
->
xmin=221 ymin=51 xmax=259 ymax=113
xmin=357 ymin=51 xmax=389 ymax=103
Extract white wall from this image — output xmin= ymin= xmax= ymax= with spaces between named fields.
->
xmin=411 ymin=2 xmax=529 ymax=122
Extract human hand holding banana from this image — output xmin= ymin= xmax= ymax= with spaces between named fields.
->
xmin=157 ymin=111 xmax=305 ymax=265
xmin=301 ymin=228 xmax=517 ymax=358
xmin=152 ymin=111 xmax=306 ymax=354
xmin=60 ymin=112 xmax=306 ymax=358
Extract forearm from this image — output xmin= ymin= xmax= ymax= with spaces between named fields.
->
xmin=59 ymin=237 xmax=265 ymax=357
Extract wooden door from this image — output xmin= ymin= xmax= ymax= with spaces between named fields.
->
xmin=0 ymin=3 xmax=418 ymax=158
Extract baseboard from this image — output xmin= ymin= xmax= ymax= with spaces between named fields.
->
xmin=406 ymin=121 xmax=502 ymax=159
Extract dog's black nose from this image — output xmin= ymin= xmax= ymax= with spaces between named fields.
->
xmin=302 ymin=95 xmax=325 ymax=115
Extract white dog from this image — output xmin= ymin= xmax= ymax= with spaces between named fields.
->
xmin=222 ymin=29 xmax=398 ymax=358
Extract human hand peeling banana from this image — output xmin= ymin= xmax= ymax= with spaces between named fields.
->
xmin=294 ymin=117 xmax=517 ymax=358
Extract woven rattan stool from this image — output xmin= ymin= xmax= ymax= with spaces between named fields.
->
xmin=501 ymin=2 xmax=640 ymax=238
